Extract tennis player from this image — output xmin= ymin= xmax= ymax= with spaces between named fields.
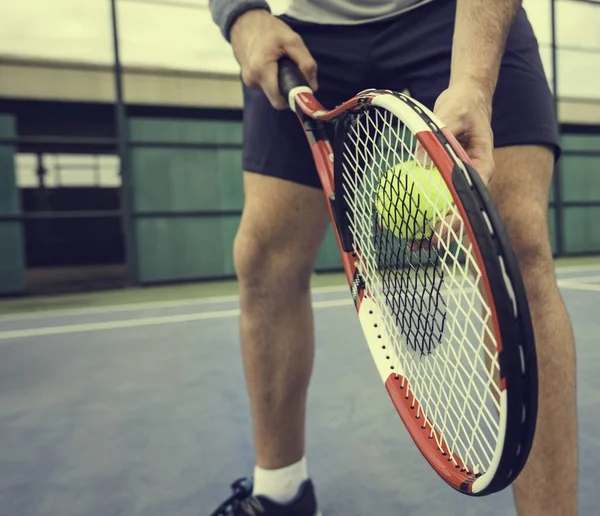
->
xmin=208 ymin=1 xmax=578 ymax=514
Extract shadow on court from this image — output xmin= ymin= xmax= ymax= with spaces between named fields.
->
xmin=0 ymin=269 xmax=598 ymax=516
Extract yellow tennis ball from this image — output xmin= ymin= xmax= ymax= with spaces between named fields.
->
xmin=375 ymin=161 xmax=453 ymax=240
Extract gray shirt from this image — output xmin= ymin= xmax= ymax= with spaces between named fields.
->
xmin=210 ymin=0 xmax=433 ymax=40
xmin=284 ymin=0 xmax=431 ymax=25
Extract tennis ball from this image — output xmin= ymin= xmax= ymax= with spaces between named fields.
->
xmin=375 ymin=161 xmax=453 ymax=240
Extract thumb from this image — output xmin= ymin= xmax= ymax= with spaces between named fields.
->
xmin=261 ymin=60 xmax=288 ymax=110
xmin=462 ymin=144 xmax=494 ymax=185
xmin=470 ymin=156 xmax=488 ymax=178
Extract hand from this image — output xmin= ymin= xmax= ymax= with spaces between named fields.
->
xmin=230 ymin=10 xmax=318 ymax=110
xmin=408 ymin=83 xmax=494 ymax=252
xmin=433 ymin=82 xmax=495 ymax=184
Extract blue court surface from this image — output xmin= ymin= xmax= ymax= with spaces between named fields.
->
xmin=0 ymin=265 xmax=599 ymax=516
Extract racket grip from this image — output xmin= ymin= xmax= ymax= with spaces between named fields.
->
xmin=278 ymin=57 xmax=311 ymax=100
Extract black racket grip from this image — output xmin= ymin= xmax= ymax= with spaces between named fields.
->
xmin=278 ymin=57 xmax=311 ymax=102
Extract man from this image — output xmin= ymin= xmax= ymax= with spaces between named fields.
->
xmin=208 ymin=0 xmax=578 ymax=514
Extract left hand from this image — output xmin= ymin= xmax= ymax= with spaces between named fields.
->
xmin=408 ymin=83 xmax=494 ymax=252
xmin=433 ymin=81 xmax=495 ymax=185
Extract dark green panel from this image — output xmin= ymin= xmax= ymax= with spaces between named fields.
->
xmin=220 ymin=215 xmax=241 ymax=277
xmin=315 ymin=223 xmax=341 ymax=271
xmin=563 ymin=207 xmax=600 ymax=254
xmin=0 ymin=144 xmax=19 ymax=214
xmin=0 ymin=116 xmax=19 ymax=215
xmin=0 ymin=115 xmax=25 ymax=294
xmin=560 ymin=155 xmax=600 ymax=202
xmin=129 ymin=118 xmax=242 ymax=145
xmin=130 ymin=117 xmax=245 ymax=282
xmin=217 ymin=148 xmax=244 ymax=211
xmin=131 ymin=148 xmax=220 ymax=212
xmin=137 ymin=216 xmax=243 ymax=282
xmin=561 ymin=133 xmax=600 ymax=152
xmin=548 ymin=207 xmax=557 ymax=255
xmin=0 ymin=222 xmax=26 ymax=294
xmin=0 ymin=115 xmax=15 ymax=136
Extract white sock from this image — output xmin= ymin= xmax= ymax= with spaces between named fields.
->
xmin=252 ymin=456 xmax=309 ymax=504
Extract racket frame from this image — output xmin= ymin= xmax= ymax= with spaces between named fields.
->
xmin=278 ymin=58 xmax=537 ymax=496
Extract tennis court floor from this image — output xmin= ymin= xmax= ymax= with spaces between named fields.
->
xmin=0 ymin=263 xmax=598 ymax=516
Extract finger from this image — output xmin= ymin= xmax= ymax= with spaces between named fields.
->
xmin=408 ymin=239 xmax=429 ymax=253
xmin=260 ymin=60 xmax=288 ymax=110
xmin=430 ymin=211 xmax=459 ymax=249
xmin=283 ymin=35 xmax=319 ymax=91
xmin=414 ymin=143 xmax=434 ymax=168
xmin=406 ymin=212 xmax=453 ymax=252
xmin=469 ymin=150 xmax=494 ymax=185
xmin=443 ymin=126 xmax=493 ymax=184
xmin=242 ymin=54 xmax=268 ymax=90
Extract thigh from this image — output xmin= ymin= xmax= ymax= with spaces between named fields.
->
xmin=243 ymin=16 xmax=372 ymax=189
xmin=234 ymin=171 xmax=331 ymax=284
xmin=372 ymin=1 xmax=561 ymax=159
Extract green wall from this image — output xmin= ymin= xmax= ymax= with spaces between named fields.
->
xmin=127 ymin=121 xmax=600 ymax=284
xmin=129 ymin=118 xmax=244 ymax=283
xmin=316 ymin=224 xmax=343 ymax=270
xmin=3 ymin=116 xmax=598 ymax=293
xmin=128 ymin=116 xmax=344 ymax=283
xmin=0 ymin=115 xmax=26 ymax=295
xmin=560 ymin=133 xmax=600 ymax=254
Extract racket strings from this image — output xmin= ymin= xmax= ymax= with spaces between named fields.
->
xmin=341 ymin=106 xmax=502 ymax=473
xmin=343 ymin=116 xmax=447 ymax=358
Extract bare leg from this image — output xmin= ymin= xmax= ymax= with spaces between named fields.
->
xmin=234 ymin=172 xmax=330 ymax=469
xmin=490 ymin=146 xmax=578 ymax=516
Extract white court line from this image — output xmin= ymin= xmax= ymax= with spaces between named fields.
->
xmin=0 ymin=285 xmax=350 ymax=323
xmin=0 ymin=263 xmax=598 ymax=323
xmin=0 ymin=295 xmax=238 ymax=322
xmin=554 ymin=264 xmax=600 ymax=274
xmin=557 ymin=280 xmax=600 ymax=292
xmin=559 ymin=274 xmax=600 ymax=284
xmin=1 ymin=278 xmax=598 ymax=341
xmin=0 ymin=298 xmax=353 ymax=341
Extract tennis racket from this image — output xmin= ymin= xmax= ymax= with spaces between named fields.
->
xmin=277 ymin=57 xmax=538 ymax=496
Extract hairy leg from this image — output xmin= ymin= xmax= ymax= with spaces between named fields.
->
xmin=234 ymin=172 xmax=330 ymax=469
xmin=489 ymin=145 xmax=578 ymax=516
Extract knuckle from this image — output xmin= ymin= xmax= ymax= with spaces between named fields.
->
xmin=241 ymin=70 xmax=255 ymax=86
xmin=243 ymin=62 xmax=264 ymax=85
xmin=304 ymin=59 xmax=317 ymax=73
xmin=246 ymin=57 xmax=262 ymax=75
xmin=284 ymin=32 xmax=303 ymax=45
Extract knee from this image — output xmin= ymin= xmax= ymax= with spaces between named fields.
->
xmin=510 ymin=221 xmax=552 ymax=275
xmin=502 ymin=206 xmax=555 ymax=299
xmin=490 ymin=145 xmax=557 ymax=304
xmin=233 ymin=229 xmax=314 ymax=297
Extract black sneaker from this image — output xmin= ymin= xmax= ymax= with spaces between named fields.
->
xmin=208 ymin=477 xmax=322 ymax=515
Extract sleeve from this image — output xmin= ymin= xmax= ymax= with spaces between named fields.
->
xmin=209 ymin=0 xmax=272 ymax=42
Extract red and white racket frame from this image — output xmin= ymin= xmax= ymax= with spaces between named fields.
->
xmin=278 ymin=58 xmax=537 ymax=496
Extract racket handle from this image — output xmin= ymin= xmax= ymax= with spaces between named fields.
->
xmin=278 ymin=57 xmax=311 ymax=100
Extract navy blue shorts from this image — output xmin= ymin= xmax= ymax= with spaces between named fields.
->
xmin=242 ymin=0 xmax=560 ymax=189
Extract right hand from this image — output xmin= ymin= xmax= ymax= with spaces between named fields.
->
xmin=230 ymin=9 xmax=318 ymax=109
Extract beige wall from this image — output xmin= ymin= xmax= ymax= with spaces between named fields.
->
xmin=1 ymin=56 xmax=600 ymax=125
xmin=0 ymin=57 xmax=242 ymax=109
